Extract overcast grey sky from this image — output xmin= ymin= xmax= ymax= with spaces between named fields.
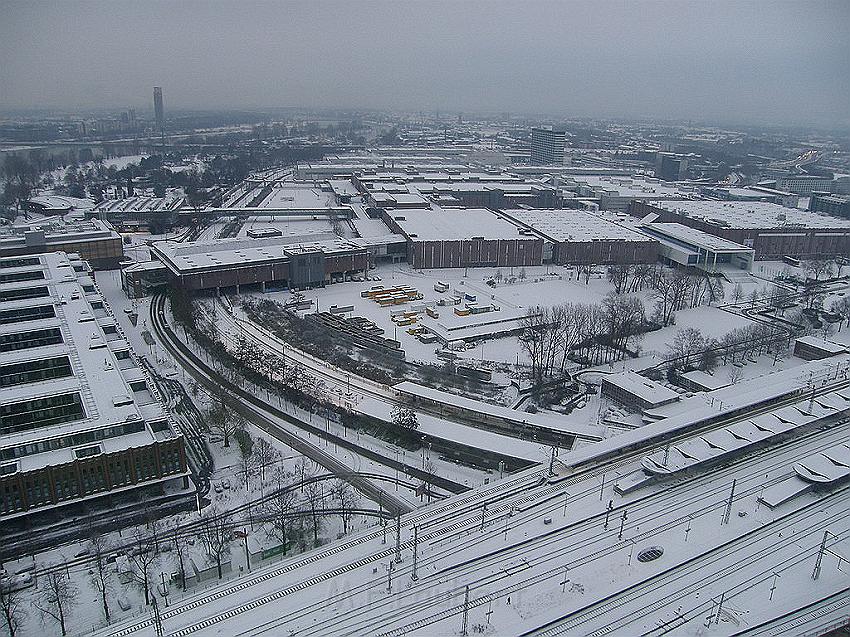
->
xmin=1 ymin=0 xmax=848 ymax=126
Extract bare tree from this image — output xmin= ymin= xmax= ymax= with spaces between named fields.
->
xmin=87 ymin=533 xmax=114 ymax=624
xmin=238 ymin=451 xmax=258 ymax=492
xmin=0 ymin=585 xmax=26 ymax=637
xmin=303 ymin=480 xmax=325 ymax=545
xmin=206 ymin=396 xmax=245 ymax=448
xmin=699 ymin=339 xmax=719 ymax=372
xmin=253 ymin=438 xmax=279 ymax=483
xmin=519 ymin=306 xmax=552 ymax=382
xmin=728 ymin=365 xmax=744 ymax=384
xmin=331 ymin=480 xmax=358 ymax=535
xmin=803 ymin=259 xmax=834 ymax=282
xmin=199 ymin=508 xmax=232 ymax=579
xmin=606 ymin=265 xmax=633 ymax=295
xmin=35 ymin=570 xmax=77 ymax=636
xmin=829 ymin=296 xmax=850 ymax=331
xmin=731 ymin=282 xmax=744 ymax=304
xmin=651 ymin=269 xmax=694 ymax=327
xmin=127 ymin=528 xmax=160 ymax=606
xmin=667 ymin=327 xmax=705 ymax=370
xmin=169 ymin=518 xmax=191 ymax=591
xmin=264 ymin=467 xmax=298 ymax=556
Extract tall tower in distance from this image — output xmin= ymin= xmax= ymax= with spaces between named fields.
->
xmin=153 ymin=87 xmax=165 ymax=147
xmin=153 ymin=87 xmax=164 ymax=128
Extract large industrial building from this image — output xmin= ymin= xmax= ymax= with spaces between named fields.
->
xmin=638 ymin=222 xmax=755 ymax=272
xmin=774 ymin=174 xmax=835 ymax=195
xmin=150 ymin=234 xmax=371 ymax=292
xmin=629 ymin=200 xmax=850 ymax=260
xmin=90 ymin=194 xmax=185 ymax=232
xmin=559 ymin=175 xmax=696 ymax=212
xmin=352 ymin=169 xmax=562 ymax=210
xmin=382 ymin=207 xmax=544 ymax=269
xmin=0 ymin=218 xmax=124 ymax=270
xmin=0 ymin=252 xmax=189 ymax=519
xmin=809 ymin=192 xmax=850 ymax=219
xmin=498 ymin=209 xmax=658 ymax=265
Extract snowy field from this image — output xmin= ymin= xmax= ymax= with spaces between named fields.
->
xmin=252 ymin=262 xmax=780 ymax=369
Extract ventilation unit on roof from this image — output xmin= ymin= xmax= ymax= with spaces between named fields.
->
xmin=112 ymin=394 xmax=133 ymax=407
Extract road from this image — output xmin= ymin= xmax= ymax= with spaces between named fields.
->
xmin=150 ymin=292 xmax=416 ymax=516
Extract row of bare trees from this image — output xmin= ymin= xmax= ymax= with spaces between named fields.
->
xmin=0 ymin=472 xmax=364 ymax=636
xmin=666 ymin=322 xmax=792 ymax=375
xmin=520 ymin=294 xmax=649 ymax=382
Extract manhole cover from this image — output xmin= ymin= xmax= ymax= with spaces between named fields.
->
xmin=637 ymin=546 xmax=664 ymax=562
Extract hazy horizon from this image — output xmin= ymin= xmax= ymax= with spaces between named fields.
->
xmin=1 ymin=0 xmax=848 ymax=128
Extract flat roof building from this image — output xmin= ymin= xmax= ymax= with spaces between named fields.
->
xmin=499 ymin=209 xmax=658 ymax=265
xmin=382 ymin=207 xmax=543 ymax=269
xmin=638 ymin=222 xmax=754 ymax=272
xmin=0 ymin=252 xmax=188 ymax=521
xmin=629 ymin=200 xmax=850 ymax=260
xmin=793 ymin=336 xmax=847 ymax=361
xmin=560 ymin=175 xmax=696 ymax=212
xmin=601 ymin=371 xmax=681 ymax=412
xmin=775 ymin=174 xmax=835 ymax=196
xmin=809 ymin=192 xmax=850 ymax=220
xmin=151 ymin=234 xmax=370 ymax=292
xmin=91 ymin=195 xmax=184 ymax=233
xmin=0 ymin=218 xmax=124 ymax=270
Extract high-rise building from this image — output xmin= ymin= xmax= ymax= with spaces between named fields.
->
xmin=530 ymin=127 xmax=566 ymax=165
xmin=654 ymin=152 xmax=689 ymax=181
xmin=153 ymin=86 xmax=164 ymax=130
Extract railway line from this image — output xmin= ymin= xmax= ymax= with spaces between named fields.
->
xmin=104 ymin=292 xmax=850 ymax=637
xmin=228 ymin=412 xmax=850 ymax=636
xmin=94 ymin=373 xmax=850 ymax=636
xmin=99 ymin=466 xmax=549 ymax=637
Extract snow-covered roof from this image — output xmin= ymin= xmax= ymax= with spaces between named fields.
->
xmin=649 ymin=200 xmax=850 ymax=230
xmin=0 ymin=252 xmax=174 ymax=460
xmin=795 ymin=336 xmax=846 ymax=355
xmin=394 ymin=381 xmax=603 ymax=443
xmin=499 ymin=209 xmax=653 ymax=243
xmin=602 ymin=371 xmax=681 ymax=406
xmin=566 ymin=355 xmax=850 ymax=472
xmin=640 ymin=222 xmax=754 ymax=253
xmin=28 ymin=195 xmax=94 ymax=211
xmin=390 ymin=208 xmax=533 ymax=242
xmin=152 ymin=234 xmax=364 ymax=273
xmin=565 ymin=175 xmax=695 ymax=199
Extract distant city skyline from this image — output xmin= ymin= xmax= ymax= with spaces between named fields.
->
xmin=1 ymin=0 xmax=848 ymax=128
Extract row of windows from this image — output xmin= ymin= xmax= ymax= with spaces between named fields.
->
xmin=1 ymin=444 xmax=180 ymax=514
xmin=0 ymin=392 xmax=85 ymax=435
xmin=0 ymin=304 xmax=55 ymax=325
xmin=0 ymin=419 xmax=145 ymax=461
xmin=0 ymin=286 xmax=50 ymax=302
xmin=0 ymin=355 xmax=73 ymax=388
xmin=161 ymin=448 xmax=183 ymax=475
xmin=0 ymin=257 xmax=40 ymax=269
xmin=0 ymin=270 xmax=45 ymax=284
xmin=0 ymin=327 xmax=63 ymax=353
xmin=53 ymin=240 xmax=123 ymax=261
